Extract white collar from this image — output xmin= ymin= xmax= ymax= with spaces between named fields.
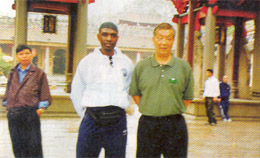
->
xmin=93 ymin=47 xmax=122 ymax=57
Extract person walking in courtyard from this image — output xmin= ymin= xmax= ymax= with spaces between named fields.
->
xmin=70 ymin=22 xmax=133 ymax=158
xmin=2 ymin=44 xmax=51 ymax=158
xmin=203 ymin=69 xmax=220 ymax=126
xmin=129 ymin=23 xmax=194 ymax=158
xmin=218 ymin=75 xmax=232 ymax=122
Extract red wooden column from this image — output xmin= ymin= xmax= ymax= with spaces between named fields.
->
xmin=176 ymin=16 xmax=185 ymax=58
xmin=187 ymin=0 xmax=197 ymax=67
xmin=216 ymin=25 xmax=227 ymax=81
xmin=232 ymin=18 xmax=243 ymax=98
xmin=65 ymin=0 xmax=88 ymax=93
xmin=65 ymin=3 xmax=77 ymax=93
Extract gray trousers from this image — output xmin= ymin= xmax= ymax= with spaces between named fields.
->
xmin=205 ymin=97 xmax=217 ymax=124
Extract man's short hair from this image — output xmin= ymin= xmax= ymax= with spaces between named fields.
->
xmin=16 ymin=44 xmax=32 ymax=54
xmin=207 ymin=69 xmax=214 ymax=74
xmin=99 ymin=22 xmax=118 ymax=33
xmin=153 ymin=23 xmax=175 ymax=37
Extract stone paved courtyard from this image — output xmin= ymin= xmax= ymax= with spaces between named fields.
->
xmin=0 ymin=109 xmax=259 ymax=158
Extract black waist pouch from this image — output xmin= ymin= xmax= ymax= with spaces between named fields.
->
xmin=87 ymin=106 xmax=125 ymax=126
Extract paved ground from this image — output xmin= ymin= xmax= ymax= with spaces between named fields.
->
xmin=0 ymin=108 xmax=259 ymax=158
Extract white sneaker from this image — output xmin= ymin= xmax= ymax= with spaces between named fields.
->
xmin=227 ymin=119 xmax=232 ymax=122
xmin=223 ymin=119 xmax=227 ymax=122
xmin=210 ymin=123 xmax=216 ymax=126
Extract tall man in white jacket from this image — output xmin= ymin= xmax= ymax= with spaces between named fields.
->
xmin=70 ymin=22 xmax=133 ymax=158
xmin=203 ymin=69 xmax=220 ymax=126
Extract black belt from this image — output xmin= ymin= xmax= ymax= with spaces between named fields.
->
xmin=142 ymin=114 xmax=182 ymax=121
xmin=8 ymin=107 xmax=37 ymax=115
xmin=8 ymin=107 xmax=37 ymax=112
xmin=86 ymin=105 xmax=124 ymax=114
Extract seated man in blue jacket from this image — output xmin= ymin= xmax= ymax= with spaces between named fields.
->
xmin=218 ymin=75 xmax=232 ymax=122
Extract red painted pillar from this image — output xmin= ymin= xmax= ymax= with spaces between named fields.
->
xmin=232 ymin=19 xmax=243 ymax=82
xmin=187 ymin=0 xmax=197 ymax=67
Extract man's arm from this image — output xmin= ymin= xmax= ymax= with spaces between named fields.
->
xmin=213 ymin=79 xmax=221 ymax=102
xmin=183 ymin=66 xmax=194 ymax=102
xmin=216 ymin=83 xmax=222 ymax=102
xmin=39 ymin=72 xmax=52 ymax=105
xmin=228 ymin=84 xmax=231 ymax=98
xmin=37 ymin=71 xmax=51 ymax=117
xmin=132 ymin=96 xmax=141 ymax=106
xmin=129 ymin=63 xmax=142 ymax=107
xmin=70 ymin=65 xmax=85 ymax=118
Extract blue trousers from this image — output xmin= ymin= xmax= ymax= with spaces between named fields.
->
xmin=136 ymin=114 xmax=188 ymax=158
xmin=219 ymin=100 xmax=230 ymax=119
xmin=76 ymin=108 xmax=127 ymax=158
xmin=7 ymin=108 xmax=43 ymax=158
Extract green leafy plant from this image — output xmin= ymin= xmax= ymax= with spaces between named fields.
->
xmin=0 ymin=52 xmax=13 ymax=76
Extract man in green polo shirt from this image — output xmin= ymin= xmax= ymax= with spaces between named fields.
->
xmin=129 ymin=23 xmax=194 ymax=158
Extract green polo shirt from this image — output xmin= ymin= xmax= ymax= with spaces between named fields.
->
xmin=129 ymin=54 xmax=194 ymax=116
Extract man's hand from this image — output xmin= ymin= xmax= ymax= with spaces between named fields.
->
xmin=126 ymin=105 xmax=135 ymax=115
xmin=132 ymin=96 xmax=140 ymax=106
xmin=184 ymin=100 xmax=192 ymax=107
xmin=36 ymin=108 xmax=45 ymax=117
xmin=213 ymin=97 xmax=218 ymax=103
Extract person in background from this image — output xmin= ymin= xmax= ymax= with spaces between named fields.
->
xmin=129 ymin=23 xmax=194 ymax=158
xmin=70 ymin=22 xmax=133 ymax=158
xmin=2 ymin=44 xmax=51 ymax=158
xmin=203 ymin=69 xmax=220 ymax=126
xmin=218 ymin=75 xmax=232 ymax=122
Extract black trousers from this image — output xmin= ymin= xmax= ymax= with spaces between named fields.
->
xmin=7 ymin=107 xmax=43 ymax=158
xmin=205 ymin=97 xmax=217 ymax=124
xmin=137 ymin=114 xmax=188 ymax=158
